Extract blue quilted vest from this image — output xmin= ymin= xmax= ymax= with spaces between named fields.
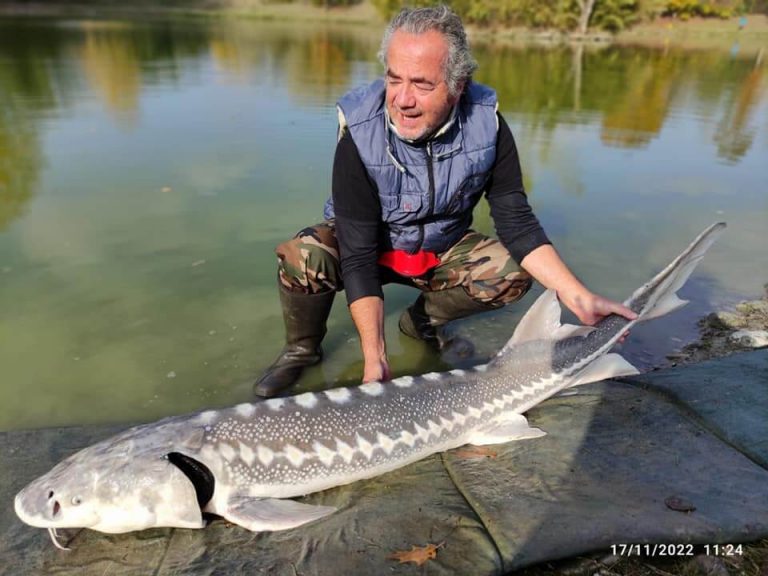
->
xmin=323 ymin=79 xmax=498 ymax=254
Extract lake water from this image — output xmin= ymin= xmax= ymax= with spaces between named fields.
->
xmin=0 ymin=16 xmax=765 ymax=431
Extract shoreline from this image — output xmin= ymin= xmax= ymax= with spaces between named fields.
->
xmin=2 ymin=2 xmax=767 ymax=50
xmin=669 ymin=284 xmax=768 ymax=367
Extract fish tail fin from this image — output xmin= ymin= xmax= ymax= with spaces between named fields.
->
xmin=626 ymin=222 xmax=726 ymax=322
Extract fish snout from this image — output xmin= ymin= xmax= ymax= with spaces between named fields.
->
xmin=14 ymin=486 xmax=64 ymax=527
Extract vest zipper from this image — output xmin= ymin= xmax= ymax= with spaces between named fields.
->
xmin=418 ymin=141 xmax=435 ymax=250
xmin=426 ymin=142 xmax=436 ymax=215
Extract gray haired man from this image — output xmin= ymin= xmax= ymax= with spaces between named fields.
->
xmin=254 ymin=5 xmax=635 ymax=397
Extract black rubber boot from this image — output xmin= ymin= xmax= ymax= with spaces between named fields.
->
xmin=254 ymin=285 xmax=335 ymax=398
xmin=398 ymin=286 xmax=501 ymax=356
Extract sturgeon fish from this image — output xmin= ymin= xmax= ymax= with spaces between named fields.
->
xmin=15 ymin=222 xmax=725 ymax=548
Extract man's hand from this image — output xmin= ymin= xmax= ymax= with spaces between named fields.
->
xmin=520 ymin=244 xmax=638 ymax=342
xmin=560 ymin=289 xmax=637 ymax=326
xmin=350 ymin=296 xmax=391 ymax=383
xmin=363 ymin=357 xmax=391 ymax=383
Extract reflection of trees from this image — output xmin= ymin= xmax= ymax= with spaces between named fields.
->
xmin=208 ymin=22 xmax=378 ymax=105
xmin=77 ymin=20 xmax=211 ymax=124
xmin=714 ymin=64 xmax=764 ymax=163
xmin=0 ymin=21 xmax=63 ymax=230
xmin=81 ymin=25 xmax=143 ymax=125
xmin=0 ymin=104 xmax=41 ymax=231
xmin=475 ymin=42 xmax=765 ymax=161
xmin=600 ymin=51 xmax=679 ymax=148
xmin=476 ymin=43 xmax=577 ymax=133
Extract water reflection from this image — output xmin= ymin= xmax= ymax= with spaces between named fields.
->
xmin=0 ymin=103 xmax=40 ymax=230
xmin=474 ymin=42 xmax=766 ymax=162
xmin=714 ymin=64 xmax=764 ymax=163
xmin=0 ymin=16 xmax=765 ymax=430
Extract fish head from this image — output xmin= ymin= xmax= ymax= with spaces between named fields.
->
xmin=14 ymin=435 xmax=206 ymax=533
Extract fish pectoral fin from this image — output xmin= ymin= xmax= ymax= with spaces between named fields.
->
xmin=468 ymin=413 xmax=546 ymax=446
xmin=568 ymin=353 xmax=639 ymax=388
xmin=639 ymin=293 xmax=689 ymax=322
xmin=223 ymin=496 xmax=337 ymax=532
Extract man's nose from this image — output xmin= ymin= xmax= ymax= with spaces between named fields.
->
xmin=395 ymin=83 xmax=416 ymax=108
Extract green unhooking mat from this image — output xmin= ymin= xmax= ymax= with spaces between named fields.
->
xmin=1 ymin=350 xmax=767 ymax=575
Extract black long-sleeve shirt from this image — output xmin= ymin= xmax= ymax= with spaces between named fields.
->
xmin=332 ymin=113 xmax=550 ymax=305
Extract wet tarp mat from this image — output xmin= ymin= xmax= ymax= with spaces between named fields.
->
xmin=625 ymin=348 xmax=768 ymax=468
xmin=2 ymin=351 xmax=767 ymax=575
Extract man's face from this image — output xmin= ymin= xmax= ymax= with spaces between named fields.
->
xmin=385 ymin=29 xmax=462 ymax=141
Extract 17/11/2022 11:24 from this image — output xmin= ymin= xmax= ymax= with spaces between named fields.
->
xmin=610 ymin=544 xmax=744 ymax=557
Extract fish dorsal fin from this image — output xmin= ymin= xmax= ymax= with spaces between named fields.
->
xmin=509 ymin=289 xmax=563 ymax=346
xmin=508 ymin=289 xmax=593 ymax=347
xmin=494 ymin=289 xmax=594 ymax=363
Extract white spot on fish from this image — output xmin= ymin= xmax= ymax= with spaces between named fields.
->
xmin=359 ymin=381 xmax=383 ymax=396
xmin=324 ymin=387 xmax=351 ymax=404
xmin=201 ymin=445 xmax=217 ymax=461
xmin=449 ymin=369 xmax=466 ymax=377
xmin=294 ymin=392 xmax=318 ymax=409
xmin=377 ymin=432 xmax=395 ymax=455
xmin=474 ymin=364 xmax=489 ymax=372
xmin=239 ymin=442 xmax=255 ymax=466
xmin=266 ymin=398 xmax=285 ymax=412
xmin=235 ymin=403 xmax=256 ymax=418
xmin=414 ymin=423 xmax=429 ymax=443
xmin=439 ymin=416 xmax=455 ymax=432
xmin=335 ymin=439 xmax=355 ymax=464
xmin=197 ymin=411 xmax=217 ymax=424
xmin=468 ymin=406 xmax=482 ymax=419
xmin=451 ymin=411 xmax=467 ymax=426
xmin=283 ymin=444 xmax=306 ymax=467
xmin=493 ymin=398 xmax=506 ymax=409
xmin=220 ymin=443 xmax=236 ymax=462
xmin=399 ymin=430 xmax=416 ymax=447
xmin=427 ymin=419 xmax=443 ymax=438
xmin=312 ymin=441 xmax=336 ymax=467
xmin=423 ymin=372 xmax=441 ymax=381
xmin=257 ymin=445 xmax=275 ymax=466
xmin=393 ymin=376 xmax=414 ymax=388
xmin=356 ymin=434 xmax=374 ymax=460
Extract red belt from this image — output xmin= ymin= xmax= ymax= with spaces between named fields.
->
xmin=378 ymin=249 xmax=440 ymax=277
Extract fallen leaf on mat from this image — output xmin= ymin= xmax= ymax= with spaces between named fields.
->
xmin=665 ymin=496 xmax=696 ymax=512
xmin=454 ymin=446 xmax=497 ymax=459
xmin=389 ymin=542 xmax=444 ymax=566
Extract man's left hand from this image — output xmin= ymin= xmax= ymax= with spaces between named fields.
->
xmin=562 ymin=290 xmax=637 ymax=326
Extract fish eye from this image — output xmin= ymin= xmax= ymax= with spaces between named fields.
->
xmin=71 ymin=496 xmax=82 ymax=506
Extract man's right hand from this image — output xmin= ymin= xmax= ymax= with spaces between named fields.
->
xmin=350 ymin=295 xmax=390 ymax=383
xmin=363 ymin=357 xmax=391 ymax=383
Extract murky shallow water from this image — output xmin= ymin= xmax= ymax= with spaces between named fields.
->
xmin=0 ymin=17 xmax=765 ymax=430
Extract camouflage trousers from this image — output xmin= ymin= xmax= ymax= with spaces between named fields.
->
xmin=276 ymin=221 xmax=532 ymax=306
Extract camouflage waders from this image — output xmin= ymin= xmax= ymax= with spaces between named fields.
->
xmin=255 ymin=221 xmax=532 ymax=397
xmin=276 ymin=221 xmax=531 ymax=304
